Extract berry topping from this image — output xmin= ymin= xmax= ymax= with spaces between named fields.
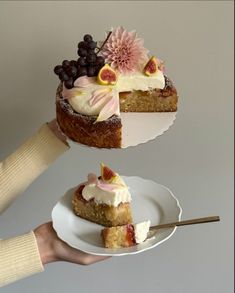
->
xmin=62 ymin=60 xmax=70 ymax=67
xmin=77 ymin=57 xmax=87 ymax=66
xmin=87 ymin=48 xmax=95 ymax=55
xmin=54 ymin=65 xmax=63 ymax=75
xmin=87 ymin=41 xmax=97 ymax=50
xmin=67 ymin=66 xmax=77 ymax=77
xmin=86 ymin=53 xmax=96 ymax=64
xmin=54 ymin=33 xmax=106 ymax=87
xmin=78 ymin=41 xmax=87 ymax=49
xmin=78 ymin=67 xmax=88 ymax=76
xmin=64 ymin=79 xmax=74 ymax=89
xmin=96 ymin=56 xmax=105 ymax=66
xmin=60 ymin=72 xmax=69 ymax=81
xmin=87 ymin=66 xmax=96 ymax=77
xmin=78 ymin=48 xmax=88 ymax=57
xmin=70 ymin=60 xmax=77 ymax=67
xmin=83 ymin=34 xmax=93 ymax=42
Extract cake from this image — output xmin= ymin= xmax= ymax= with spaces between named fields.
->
xmin=101 ymin=221 xmax=151 ymax=248
xmin=54 ymin=27 xmax=178 ymax=148
xmin=72 ymin=164 xmax=133 ymax=227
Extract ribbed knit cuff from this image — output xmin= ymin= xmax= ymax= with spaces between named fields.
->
xmin=0 ymin=123 xmax=69 ymax=214
xmin=0 ymin=231 xmax=44 ymax=287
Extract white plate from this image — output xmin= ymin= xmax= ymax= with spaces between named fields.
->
xmin=52 ymin=176 xmax=182 ymax=256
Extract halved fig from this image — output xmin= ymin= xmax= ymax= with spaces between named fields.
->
xmin=143 ymin=56 xmax=158 ymax=76
xmin=100 ymin=163 xmax=126 ymax=186
xmin=101 ymin=163 xmax=116 ymax=181
xmin=97 ymin=64 xmax=117 ymax=85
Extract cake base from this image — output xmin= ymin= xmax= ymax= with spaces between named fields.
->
xmin=119 ymin=76 xmax=178 ymax=112
xmin=101 ymin=224 xmax=136 ymax=248
xmin=72 ymin=191 xmax=133 ymax=227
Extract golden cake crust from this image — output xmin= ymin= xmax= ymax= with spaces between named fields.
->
xmin=101 ymin=224 xmax=136 ymax=248
xmin=72 ymin=190 xmax=133 ymax=227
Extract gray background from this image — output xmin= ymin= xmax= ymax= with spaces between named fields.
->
xmin=0 ymin=1 xmax=233 ymax=292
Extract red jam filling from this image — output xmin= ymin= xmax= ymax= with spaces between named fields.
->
xmin=75 ymin=184 xmax=95 ymax=204
xmin=77 ymin=184 xmax=85 ymax=195
xmin=126 ymin=224 xmax=136 ymax=246
xmin=75 ymin=184 xmax=87 ymax=202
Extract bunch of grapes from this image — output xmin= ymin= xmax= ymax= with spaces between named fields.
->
xmin=77 ymin=34 xmax=105 ymax=77
xmin=54 ymin=34 xmax=105 ymax=89
xmin=54 ymin=60 xmax=78 ymax=89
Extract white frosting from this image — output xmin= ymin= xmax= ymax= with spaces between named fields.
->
xmin=67 ymin=70 xmax=165 ymax=116
xmin=82 ymin=182 xmax=131 ymax=207
xmin=134 ymin=220 xmax=151 ymax=243
xmin=116 ymin=70 xmax=165 ymax=92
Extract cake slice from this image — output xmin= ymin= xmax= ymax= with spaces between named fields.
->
xmin=72 ymin=164 xmax=132 ymax=227
xmin=119 ymin=76 xmax=177 ymax=112
xmin=101 ymin=221 xmax=151 ymax=248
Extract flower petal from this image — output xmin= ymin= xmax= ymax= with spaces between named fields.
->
xmin=96 ymin=182 xmax=115 ymax=192
xmin=87 ymin=173 xmax=98 ymax=184
xmin=89 ymin=88 xmax=112 ymax=106
xmin=62 ymin=85 xmax=83 ymax=99
xmin=74 ymin=76 xmax=96 ymax=87
xmin=101 ymin=27 xmax=148 ymax=73
xmin=96 ymin=91 xmax=119 ymax=122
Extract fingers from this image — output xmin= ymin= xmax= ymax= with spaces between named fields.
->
xmin=55 ymin=240 xmax=111 ymax=265
xmin=75 ymin=252 xmax=111 ymax=265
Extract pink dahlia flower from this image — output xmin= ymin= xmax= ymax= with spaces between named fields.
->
xmin=101 ymin=27 xmax=149 ymax=74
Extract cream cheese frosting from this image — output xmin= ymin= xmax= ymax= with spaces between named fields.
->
xmin=82 ymin=182 xmax=131 ymax=207
xmin=62 ymin=70 xmax=165 ymax=118
xmin=80 ymin=170 xmax=131 ymax=207
xmin=116 ymin=70 xmax=165 ymax=92
xmin=134 ymin=220 xmax=151 ymax=243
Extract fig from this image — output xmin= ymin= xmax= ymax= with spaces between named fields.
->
xmin=101 ymin=163 xmax=116 ymax=182
xmin=97 ymin=64 xmax=117 ymax=85
xmin=143 ymin=56 xmax=158 ymax=76
xmin=100 ymin=163 xmax=126 ymax=186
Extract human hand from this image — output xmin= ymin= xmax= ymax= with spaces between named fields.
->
xmin=34 ymin=222 xmax=110 ymax=265
xmin=47 ymin=119 xmax=69 ymax=146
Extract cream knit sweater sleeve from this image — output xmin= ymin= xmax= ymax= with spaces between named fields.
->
xmin=0 ymin=123 xmax=69 ymax=287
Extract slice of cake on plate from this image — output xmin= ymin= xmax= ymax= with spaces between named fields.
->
xmin=101 ymin=220 xmax=151 ymax=248
xmin=54 ymin=26 xmax=178 ymax=148
xmin=72 ymin=164 xmax=133 ymax=227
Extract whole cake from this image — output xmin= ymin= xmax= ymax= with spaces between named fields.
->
xmin=101 ymin=220 xmax=151 ymax=248
xmin=72 ymin=164 xmax=133 ymax=227
xmin=54 ymin=27 xmax=178 ymax=148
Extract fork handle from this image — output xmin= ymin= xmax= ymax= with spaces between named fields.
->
xmin=150 ymin=216 xmax=220 ymax=231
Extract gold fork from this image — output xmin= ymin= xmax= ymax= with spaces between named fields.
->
xmin=147 ymin=216 xmax=220 ymax=238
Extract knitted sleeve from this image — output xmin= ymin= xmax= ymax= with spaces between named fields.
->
xmin=0 ymin=232 xmax=44 ymax=287
xmin=0 ymin=123 xmax=69 ymax=287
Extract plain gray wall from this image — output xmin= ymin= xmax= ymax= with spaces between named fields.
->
xmin=0 ymin=1 xmax=233 ymax=292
